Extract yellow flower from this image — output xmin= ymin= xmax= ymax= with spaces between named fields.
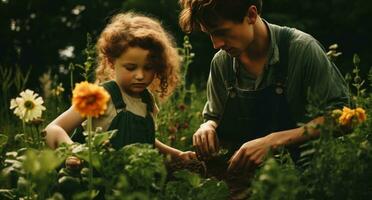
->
xmin=337 ymin=106 xmax=367 ymax=126
xmin=72 ymin=81 xmax=110 ymax=118
xmin=339 ymin=106 xmax=355 ymax=126
xmin=355 ymin=107 xmax=367 ymax=123
xmin=10 ymin=89 xmax=46 ymax=122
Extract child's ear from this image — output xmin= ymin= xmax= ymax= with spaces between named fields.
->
xmin=105 ymin=58 xmax=115 ymax=69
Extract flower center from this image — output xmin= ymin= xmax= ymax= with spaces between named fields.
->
xmin=86 ymin=95 xmax=96 ymax=104
xmin=24 ymin=100 xmax=35 ymax=110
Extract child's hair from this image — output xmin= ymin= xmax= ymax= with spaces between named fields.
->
xmin=179 ymin=0 xmax=263 ymax=33
xmin=95 ymin=12 xmax=180 ymax=99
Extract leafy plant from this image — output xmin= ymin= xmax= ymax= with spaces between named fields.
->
xmin=164 ymin=170 xmax=229 ymax=200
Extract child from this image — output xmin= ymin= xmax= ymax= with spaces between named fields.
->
xmin=45 ymin=12 xmax=196 ymax=161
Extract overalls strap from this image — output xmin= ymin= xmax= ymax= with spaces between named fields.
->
xmin=101 ymin=81 xmax=126 ymax=111
xmin=140 ymin=89 xmax=154 ymax=113
xmin=273 ymin=26 xmax=292 ymax=85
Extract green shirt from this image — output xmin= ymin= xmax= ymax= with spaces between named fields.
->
xmin=203 ymin=21 xmax=349 ymax=125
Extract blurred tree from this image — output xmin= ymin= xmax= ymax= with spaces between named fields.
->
xmin=0 ymin=0 xmax=124 ymax=92
xmin=264 ymin=0 xmax=372 ymax=76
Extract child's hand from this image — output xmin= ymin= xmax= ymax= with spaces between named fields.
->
xmin=178 ymin=151 xmax=197 ymax=160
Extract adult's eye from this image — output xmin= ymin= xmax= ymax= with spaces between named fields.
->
xmin=213 ymin=29 xmax=228 ymax=37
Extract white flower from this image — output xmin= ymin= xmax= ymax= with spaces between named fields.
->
xmin=10 ymin=89 xmax=46 ymax=122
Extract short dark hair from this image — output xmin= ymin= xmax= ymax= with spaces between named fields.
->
xmin=179 ymin=0 xmax=263 ymax=33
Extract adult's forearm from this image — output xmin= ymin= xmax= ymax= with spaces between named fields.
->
xmin=266 ymin=116 xmax=324 ymax=149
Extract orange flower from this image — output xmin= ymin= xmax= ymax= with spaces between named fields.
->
xmin=355 ymin=107 xmax=367 ymax=123
xmin=72 ymin=81 xmax=110 ymax=118
xmin=339 ymin=106 xmax=355 ymax=126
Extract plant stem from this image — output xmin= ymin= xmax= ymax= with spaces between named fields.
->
xmin=22 ymin=119 xmax=27 ymax=147
xmin=27 ymin=173 xmax=32 ymax=200
xmin=87 ymin=116 xmax=93 ymax=194
xmin=35 ymin=125 xmax=41 ymax=149
xmin=70 ymin=64 xmax=74 ymax=95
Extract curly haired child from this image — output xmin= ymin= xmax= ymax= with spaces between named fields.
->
xmin=45 ymin=12 xmax=196 ymax=161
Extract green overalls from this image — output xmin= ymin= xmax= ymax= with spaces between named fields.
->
xmin=210 ymin=27 xmax=300 ymax=200
xmin=71 ymin=81 xmax=155 ymax=149
xmin=216 ymin=27 xmax=300 ymax=159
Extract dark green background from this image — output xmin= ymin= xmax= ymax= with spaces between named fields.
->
xmin=0 ymin=0 xmax=371 ymax=92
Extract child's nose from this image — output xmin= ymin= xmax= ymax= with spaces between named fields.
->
xmin=135 ymin=70 xmax=144 ymax=80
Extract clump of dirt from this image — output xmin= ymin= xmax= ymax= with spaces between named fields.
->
xmin=165 ymin=148 xmax=255 ymax=199
xmin=203 ymin=149 xmax=255 ymax=200
xmin=165 ymin=158 xmax=207 ymax=180
xmin=204 ymin=153 xmax=230 ymax=180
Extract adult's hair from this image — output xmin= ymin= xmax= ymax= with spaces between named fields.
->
xmin=179 ymin=0 xmax=263 ymax=33
xmin=95 ymin=12 xmax=180 ymax=99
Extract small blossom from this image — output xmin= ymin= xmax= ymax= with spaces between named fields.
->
xmin=10 ymin=89 xmax=46 ymax=122
xmin=178 ymin=103 xmax=187 ymax=111
xmin=51 ymin=83 xmax=65 ymax=96
xmin=168 ymin=135 xmax=176 ymax=142
xmin=72 ymin=81 xmax=110 ymax=118
xmin=182 ymin=122 xmax=189 ymax=129
xmin=180 ymin=136 xmax=187 ymax=142
xmin=28 ymin=118 xmax=44 ymax=126
xmin=168 ymin=125 xmax=178 ymax=134
xmin=39 ymin=71 xmax=52 ymax=98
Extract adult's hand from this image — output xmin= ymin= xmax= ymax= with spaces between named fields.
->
xmin=193 ymin=120 xmax=219 ymax=160
xmin=227 ymin=136 xmax=272 ymax=172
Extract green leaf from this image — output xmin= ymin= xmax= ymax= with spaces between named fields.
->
xmin=0 ymin=189 xmax=16 ymax=199
xmin=0 ymin=134 xmax=8 ymax=151
xmin=173 ymin=170 xmax=201 ymax=188
xmin=92 ymin=130 xmax=116 ymax=147
xmin=39 ymin=149 xmax=64 ymax=172
xmin=197 ymin=179 xmax=229 ymax=200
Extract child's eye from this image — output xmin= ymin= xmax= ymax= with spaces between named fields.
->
xmin=123 ymin=64 xmax=136 ymax=71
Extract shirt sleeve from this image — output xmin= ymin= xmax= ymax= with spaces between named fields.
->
xmin=301 ymin=39 xmax=350 ymax=112
xmin=202 ymin=52 xmax=229 ymax=123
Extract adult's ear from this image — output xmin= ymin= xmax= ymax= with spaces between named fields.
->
xmin=246 ymin=5 xmax=258 ymax=24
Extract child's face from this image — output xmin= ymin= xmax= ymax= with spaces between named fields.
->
xmin=110 ymin=47 xmax=155 ymax=97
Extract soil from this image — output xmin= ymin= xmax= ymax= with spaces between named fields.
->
xmin=165 ymin=157 xmax=207 ymax=181
xmin=166 ymin=154 xmax=255 ymax=200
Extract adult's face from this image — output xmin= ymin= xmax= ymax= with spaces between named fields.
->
xmin=200 ymin=6 xmax=258 ymax=57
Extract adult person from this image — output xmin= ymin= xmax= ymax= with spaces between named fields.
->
xmin=178 ymin=0 xmax=349 ymax=172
